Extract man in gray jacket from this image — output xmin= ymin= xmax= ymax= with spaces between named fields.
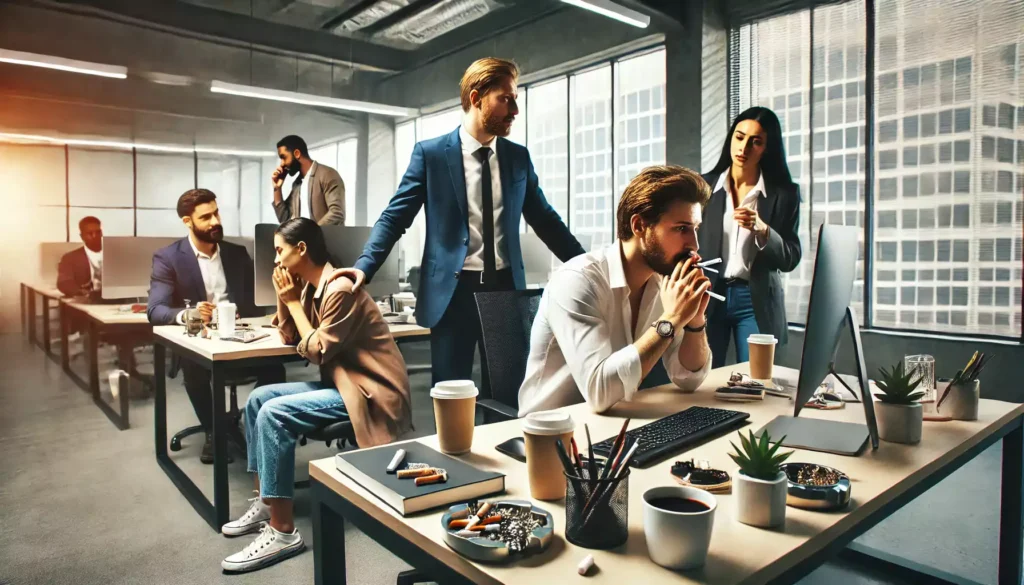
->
xmin=272 ymin=135 xmax=346 ymax=225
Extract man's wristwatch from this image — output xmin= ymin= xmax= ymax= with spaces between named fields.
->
xmin=684 ymin=322 xmax=707 ymax=333
xmin=652 ymin=319 xmax=675 ymax=339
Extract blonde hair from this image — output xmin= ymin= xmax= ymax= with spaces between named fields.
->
xmin=616 ymin=166 xmax=711 ymax=240
xmin=459 ymin=57 xmax=520 ymax=112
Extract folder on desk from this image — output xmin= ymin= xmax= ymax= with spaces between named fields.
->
xmin=334 ymin=441 xmax=505 ymax=516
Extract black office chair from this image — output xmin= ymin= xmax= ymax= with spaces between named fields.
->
xmin=166 ymin=354 xmax=256 ymax=454
xmin=474 ymin=289 xmax=544 ymax=423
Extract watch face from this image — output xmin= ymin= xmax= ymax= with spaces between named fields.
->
xmin=657 ymin=321 xmax=673 ymax=337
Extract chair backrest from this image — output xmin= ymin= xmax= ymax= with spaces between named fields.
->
xmin=475 ymin=289 xmax=544 ymax=413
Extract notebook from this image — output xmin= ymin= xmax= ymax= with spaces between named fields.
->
xmin=334 ymin=441 xmax=505 ymax=516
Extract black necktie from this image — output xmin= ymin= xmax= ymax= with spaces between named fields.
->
xmin=475 ymin=147 xmax=496 ymax=284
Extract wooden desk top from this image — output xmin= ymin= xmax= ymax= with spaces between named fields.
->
xmin=310 ymin=365 xmax=1024 ymax=585
xmin=154 ymin=317 xmax=430 ymax=362
xmin=62 ymin=301 xmax=151 ymax=325
xmin=25 ymin=282 xmax=63 ymax=299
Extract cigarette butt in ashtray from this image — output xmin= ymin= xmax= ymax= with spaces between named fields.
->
xmin=415 ymin=471 xmax=448 ymax=486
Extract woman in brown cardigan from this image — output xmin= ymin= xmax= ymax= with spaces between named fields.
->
xmin=221 ymin=217 xmax=412 ymax=573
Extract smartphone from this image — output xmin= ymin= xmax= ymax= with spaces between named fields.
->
xmin=495 ymin=436 xmax=526 ymax=463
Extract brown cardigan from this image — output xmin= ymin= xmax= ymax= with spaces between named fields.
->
xmin=274 ymin=263 xmax=412 ymax=447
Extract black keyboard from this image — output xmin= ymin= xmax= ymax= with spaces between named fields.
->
xmin=593 ymin=406 xmax=750 ymax=468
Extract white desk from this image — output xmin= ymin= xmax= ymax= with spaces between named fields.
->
xmin=152 ymin=318 xmax=431 ymax=531
xmin=21 ymin=282 xmax=64 ymax=358
xmin=309 ymin=365 xmax=1024 ymax=585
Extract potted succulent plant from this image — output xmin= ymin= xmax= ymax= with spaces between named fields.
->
xmin=729 ymin=430 xmax=793 ymax=528
xmin=874 ymin=362 xmax=925 ymax=444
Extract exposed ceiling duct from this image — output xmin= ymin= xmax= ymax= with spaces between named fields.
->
xmin=375 ymin=0 xmax=496 ymax=45
xmin=333 ymin=0 xmax=412 ymax=33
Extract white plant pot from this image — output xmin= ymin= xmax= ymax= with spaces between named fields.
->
xmin=875 ymin=401 xmax=922 ymax=444
xmin=734 ymin=471 xmax=787 ymax=528
xmin=940 ymin=380 xmax=980 ymax=421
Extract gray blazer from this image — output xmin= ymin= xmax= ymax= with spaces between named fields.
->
xmin=698 ymin=172 xmax=802 ymax=345
xmin=273 ymin=161 xmax=346 ymax=225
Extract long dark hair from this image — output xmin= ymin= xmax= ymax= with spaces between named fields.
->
xmin=709 ymin=106 xmax=794 ymax=187
xmin=275 ymin=218 xmax=330 ymax=266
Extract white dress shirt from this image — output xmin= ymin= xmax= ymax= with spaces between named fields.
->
xmin=301 ymin=161 xmax=318 ymax=220
xmin=460 ymin=126 xmax=507 ymax=271
xmin=175 ymin=235 xmax=230 ymax=324
xmin=84 ymin=247 xmax=103 ymax=291
xmin=518 ymin=241 xmax=711 ymax=416
xmin=716 ymin=170 xmax=768 ymax=281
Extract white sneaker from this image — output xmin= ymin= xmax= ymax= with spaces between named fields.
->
xmin=221 ymin=493 xmax=271 ymax=537
xmin=221 ymin=523 xmax=304 ymax=573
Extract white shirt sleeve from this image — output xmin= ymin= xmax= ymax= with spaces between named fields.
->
xmin=661 ymin=332 xmax=712 ymax=392
xmin=176 ymin=310 xmax=186 ymax=325
xmin=544 ymin=269 xmax=642 ymax=413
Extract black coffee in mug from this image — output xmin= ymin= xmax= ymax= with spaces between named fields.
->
xmin=649 ymin=496 xmax=710 ymax=513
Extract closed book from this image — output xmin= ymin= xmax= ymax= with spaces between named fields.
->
xmin=334 ymin=441 xmax=505 ymax=516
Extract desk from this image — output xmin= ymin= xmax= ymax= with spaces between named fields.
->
xmin=60 ymin=301 xmax=152 ymax=430
xmin=153 ymin=319 xmax=431 ymax=532
xmin=308 ymin=365 xmax=1024 ymax=585
xmin=22 ymin=282 xmax=64 ymax=361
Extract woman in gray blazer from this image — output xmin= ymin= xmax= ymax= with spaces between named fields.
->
xmin=699 ymin=107 xmax=802 ymax=368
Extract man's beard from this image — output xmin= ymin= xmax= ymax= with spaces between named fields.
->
xmin=193 ymin=225 xmax=224 ymax=244
xmin=482 ymin=111 xmax=514 ymax=137
xmin=287 ymin=159 xmax=301 ymax=176
xmin=641 ymin=231 xmax=687 ymax=276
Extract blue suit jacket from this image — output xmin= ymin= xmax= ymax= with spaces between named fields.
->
xmin=147 ymin=238 xmax=259 ymax=325
xmin=355 ymin=127 xmax=585 ymax=329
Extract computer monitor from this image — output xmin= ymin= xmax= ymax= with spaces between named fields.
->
xmin=102 ymin=236 xmax=177 ymax=299
xmin=756 ymin=223 xmax=879 ymax=455
xmin=254 ymin=224 xmax=400 ymax=306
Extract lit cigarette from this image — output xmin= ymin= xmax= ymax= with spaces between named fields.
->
xmin=698 ymin=257 xmax=722 ymax=267
xmin=397 ymin=467 xmax=438 ymax=479
xmin=415 ymin=471 xmax=448 ymax=486
xmin=386 ymin=449 xmax=406 ymax=474
xmin=706 ymin=290 xmax=726 ymax=302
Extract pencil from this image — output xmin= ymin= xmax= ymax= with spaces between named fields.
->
xmin=584 ymin=424 xmax=597 ymax=483
xmin=600 ymin=419 xmax=630 ymax=480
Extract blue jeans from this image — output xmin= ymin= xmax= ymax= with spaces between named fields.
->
xmin=707 ymin=283 xmax=760 ymax=368
xmin=244 ymin=381 xmax=348 ymax=499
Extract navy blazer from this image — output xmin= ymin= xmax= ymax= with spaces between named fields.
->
xmin=147 ymin=238 xmax=259 ymax=325
xmin=698 ymin=171 xmax=802 ymax=344
xmin=354 ymin=127 xmax=585 ymax=328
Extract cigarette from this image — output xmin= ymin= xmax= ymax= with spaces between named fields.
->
xmin=415 ymin=471 xmax=448 ymax=486
xmin=449 ymin=508 xmax=471 ymax=520
xmin=705 ymin=290 xmax=726 ymax=301
xmin=577 ymin=554 xmax=595 ymax=576
xmin=469 ymin=519 xmax=502 ymax=531
xmin=475 ymin=502 xmax=492 ymax=518
xmin=701 ymin=265 xmax=719 ymax=274
xmin=386 ymin=449 xmax=406 ymax=474
xmin=698 ymin=257 xmax=722 ymax=267
xmin=397 ymin=467 xmax=437 ymax=479
xmin=449 ymin=518 xmax=470 ymax=529
xmin=455 ymin=529 xmax=481 ymax=538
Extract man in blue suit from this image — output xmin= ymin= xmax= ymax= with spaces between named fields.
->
xmin=148 ymin=189 xmax=282 ymax=463
xmin=344 ymin=57 xmax=586 ymax=384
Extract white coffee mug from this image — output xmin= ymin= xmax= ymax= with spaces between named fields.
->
xmin=217 ymin=302 xmax=237 ymax=337
xmin=643 ymin=486 xmax=717 ymax=570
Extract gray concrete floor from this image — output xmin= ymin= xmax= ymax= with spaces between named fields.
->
xmin=0 ymin=327 xmax=1004 ymax=585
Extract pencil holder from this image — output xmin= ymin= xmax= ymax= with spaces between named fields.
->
xmin=564 ymin=466 xmax=629 ymax=549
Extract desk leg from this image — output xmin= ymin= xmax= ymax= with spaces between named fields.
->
xmin=312 ymin=480 xmax=347 ymax=585
xmin=42 ymin=296 xmax=51 ymax=354
xmin=20 ymin=284 xmax=26 ymax=333
xmin=155 ymin=343 xmax=167 ymax=455
xmin=28 ymin=292 xmax=37 ymax=347
xmin=999 ymin=418 xmax=1024 ymax=585
xmin=211 ymin=365 xmax=230 ymax=529
xmin=88 ymin=320 xmax=100 ymax=399
xmin=61 ymin=303 xmax=70 ymax=372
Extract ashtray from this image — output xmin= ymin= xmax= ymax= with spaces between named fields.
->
xmin=441 ymin=500 xmax=554 ymax=563
xmin=780 ymin=463 xmax=851 ymax=511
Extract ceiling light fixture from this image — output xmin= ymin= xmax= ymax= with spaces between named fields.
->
xmin=0 ymin=133 xmax=271 ymax=157
xmin=210 ymin=80 xmax=418 ymax=118
xmin=558 ymin=0 xmax=650 ymax=28
xmin=0 ymin=48 xmax=127 ymax=79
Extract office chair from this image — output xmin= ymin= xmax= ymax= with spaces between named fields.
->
xmin=474 ymin=289 xmax=544 ymax=423
xmin=166 ymin=353 xmax=256 ymax=454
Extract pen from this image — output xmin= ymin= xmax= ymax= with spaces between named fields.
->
xmin=584 ymin=424 xmax=597 ymax=482
xmin=600 ymin=419 xmax=630 ymax=480
xmin=570 ymin=437 xmax=583 ymax=475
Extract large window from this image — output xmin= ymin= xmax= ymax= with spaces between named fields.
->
xmin=615 ymin=50 xmax=668 ymax=200
xmin=733 ymin=0 xmax=1023 ymax=338
xmin=571 ymin=66 xmax=613 ymax=250
xmin=527 ymin=79 xmax=570 ymax=223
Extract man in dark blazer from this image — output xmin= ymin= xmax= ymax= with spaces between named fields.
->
xmin=343 ymin=57 xmax=585 ymax=384
xmin=148 ymin=189 xmax=282 ymax=463
xmin=272 ymin=135 xmax=346 ymax=226
xmin=698 ymin=171 xmax=801 ymax=348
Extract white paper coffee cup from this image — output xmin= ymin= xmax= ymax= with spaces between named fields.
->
xmin=217 ymin=302 xmax=237 ymax=337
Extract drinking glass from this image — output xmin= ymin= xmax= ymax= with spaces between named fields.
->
xmin=904 ymin=354 xmax=936 ymax=412
xmin=185 ymin=306 xmax=203 ymax=337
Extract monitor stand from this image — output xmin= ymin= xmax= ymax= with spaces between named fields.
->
xmin=757 ymin=306 xmax=880 ymax=456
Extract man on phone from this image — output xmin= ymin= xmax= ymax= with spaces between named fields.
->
xmin=272 ymin=135 xmax=346 ymax=226
xmin=148 ymin=189 xmax=283 ymax=463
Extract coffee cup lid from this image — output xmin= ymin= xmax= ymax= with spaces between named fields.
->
xmin=429 ymin=380 xmax=479 ymax=399
xmin=218 ymin=301 xmax=236 ymax=307
xmin=522 ymin=410 xmax=575 ymax=435
xmin=748 ymin=334 xmax=777 ymax=345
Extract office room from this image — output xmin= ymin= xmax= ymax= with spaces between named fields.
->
xmin=2 ymin=0 xmax=1023 ymax=583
